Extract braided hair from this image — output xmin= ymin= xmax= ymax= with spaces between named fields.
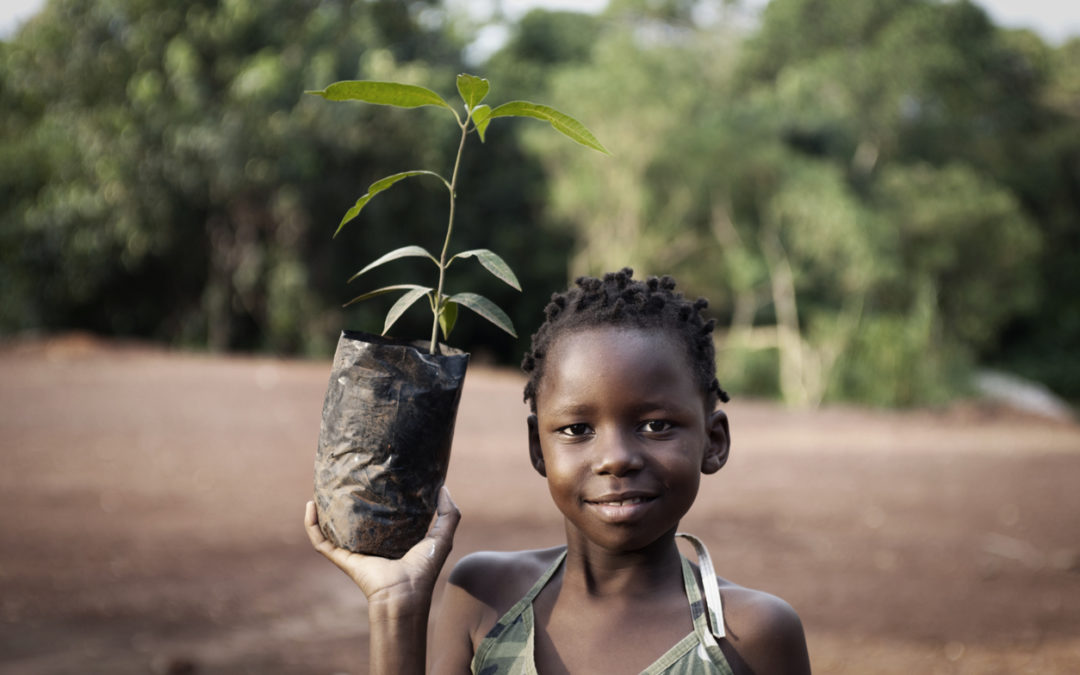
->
xmin=521 ymin=267 xmax=729 ymax=411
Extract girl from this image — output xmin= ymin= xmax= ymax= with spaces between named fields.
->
xmin=305 ymin=268 xmax=811 ymax=674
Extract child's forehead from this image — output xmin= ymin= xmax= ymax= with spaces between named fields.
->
xmin=539 ymin=326 xmax=700 ymax=390
xmin=547 ymin=324 xmax=686 ymax=359
xmin=557 ymin=325 xmax=640 ymax=347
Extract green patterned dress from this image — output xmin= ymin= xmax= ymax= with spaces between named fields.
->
xmin=470 ymin=534 xmax=734 ymax=675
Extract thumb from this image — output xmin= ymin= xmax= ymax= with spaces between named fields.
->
xmin=405 ymin=485 xmax=460 ymax=567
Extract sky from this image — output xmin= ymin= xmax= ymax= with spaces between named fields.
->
xmin=1 ymin=0 xmax=1078 ymax=44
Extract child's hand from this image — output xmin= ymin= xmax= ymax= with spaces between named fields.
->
xmin=304 ymin=486 xmax=460 ymax=609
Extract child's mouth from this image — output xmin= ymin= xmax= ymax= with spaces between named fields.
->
xmin=584 ymin=493 xmax=658 ymax=522
xmin=589 ymin=496 xmax=654 ymax=506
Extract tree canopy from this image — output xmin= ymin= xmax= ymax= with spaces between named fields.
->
xmin=2 ymin=0 xmax=1077 ymax=405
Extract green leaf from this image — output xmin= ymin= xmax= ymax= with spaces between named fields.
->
xmin=448 ymin=292 xmax=517 ymax=337
xmin=382 ymin=287 xmax=432 ymax=335
xmin=348 ymin=245 xmax=438 ymax=283
xmin=343 ymin=284 xmax=432 ymax=308
xmin=438 ymin=300 xmax=459 ymax=340
xmin=487 ymin=101 xmax=609 ymax=154
xmin=456 ymin=74 xmax=489 ymax=109
xmin=451 ymin=249 xmax=521 ymax=290
xmin=307 ymin=80 xmax=453 ymax=111
xmin=335 ymin=170 xmax=447 ymax=237
xmin=471 ymin=104 xmax=492 ymax=142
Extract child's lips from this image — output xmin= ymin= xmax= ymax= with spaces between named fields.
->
xmin=584 ymin=492 xmax=658 ymax=522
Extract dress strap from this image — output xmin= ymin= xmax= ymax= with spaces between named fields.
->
xmin=522 ymin=549 xmax=567 ymax=603
xmin=471 ymin=548 xmax=568 ymax=671
xmin=676 ymin=532 xmax=726 ymax=640
xmin=488 ymin=548 xmax=566 ymax=631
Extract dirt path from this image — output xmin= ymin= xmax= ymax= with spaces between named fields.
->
xmin=1 ymin=336 xmax=1078 ymax=674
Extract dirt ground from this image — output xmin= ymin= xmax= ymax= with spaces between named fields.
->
xmin=1 ymin=335 xmax=1078 ymax=674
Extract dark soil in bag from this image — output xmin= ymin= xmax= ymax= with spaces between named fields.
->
xmin=314 ymin=330 xmax=469 ymax=558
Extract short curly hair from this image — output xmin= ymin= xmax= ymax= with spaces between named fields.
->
xmin=521 ymin=267 xmax=729 ymax=411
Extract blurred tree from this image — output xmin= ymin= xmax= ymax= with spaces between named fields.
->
xmin=980 ymin=35 xmax=1080 ymax=400
xmin=0 ymin=0 xmax=564 ymax=360
xmin=2 ymin=0 xmax=1075 ymax=405
xmin=516 ymin=3 xmax=741 ymax=280
xmin=484 ymin=8 xmax=602 ymax=99
xmin=737 ymin=0 xmax=1075 ymax=402
xmin=524 ymin=0 xmax=1050 ymax=406
xmin=1 ymin=0 xmax=455 ymax=352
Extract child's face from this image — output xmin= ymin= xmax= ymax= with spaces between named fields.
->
xmin=528 ymin=326 xmax=728 ymax=553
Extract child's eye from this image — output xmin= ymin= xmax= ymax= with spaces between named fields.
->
xmin=557 ymin=423 xmax=592 ymax=437
xmin=639 ymin=419 xmax=673 ymax=433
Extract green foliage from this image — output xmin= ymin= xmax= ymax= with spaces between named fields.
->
xmin=307 ymin=73 xmax=605 ymax=352
xmin=486 ymin=101 xmax=607 ymax=154
xmin=523 ymin=0 xmax=1063 ymax=406
xmin=450 ymin=249 xmax=522 ymax=291
xmin=0 ymin=0 xmax=466 ymax=353
xmin=335 ymin=171 xmax=448 ymax=235
xmin=2 ymin=0 xmax=1076 ymax=406
xmin=310 ymin=80 xmax=455 ymax=110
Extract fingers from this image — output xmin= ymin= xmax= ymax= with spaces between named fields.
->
xmin=307 ymin=491 xmax=459 ymax=581
xmin=304 ymin=500 xmax=323 ymax=545
xmin=304 ymin=500 xmax=352 ymax=567
xmin=304 ymin=501 xmax=336 ymax=558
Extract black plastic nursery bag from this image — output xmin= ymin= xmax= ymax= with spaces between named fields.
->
xmin=314 ymin=330 xmax=469 ymax=558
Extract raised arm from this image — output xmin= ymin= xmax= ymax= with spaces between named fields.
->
xmin=304 ymin=486 xmax=460 ymax=675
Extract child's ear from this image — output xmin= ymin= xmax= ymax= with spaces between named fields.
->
xmin=527 ymin=414 xmax=546 ymax=477
xmin=701 ymin=409 xmax=730 ymax=475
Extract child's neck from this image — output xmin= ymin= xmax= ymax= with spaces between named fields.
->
xmin=560 ymin=531 xmax=684 ymax=599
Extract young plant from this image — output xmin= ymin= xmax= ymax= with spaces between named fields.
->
xmin=307 ymin=73 xmax=607 ymax=354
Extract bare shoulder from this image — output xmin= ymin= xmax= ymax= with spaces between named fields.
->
xmin=448 ymin=546 xmax=564 ymax=610
xmin=432 ymin=547 xmax=563 ymax=674
xmin=718 ymin=581 xmax=811 ymax=675
xmin=439 ymin=547 xmax=564 ymax=643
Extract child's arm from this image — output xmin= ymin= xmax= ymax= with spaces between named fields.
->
xmin=304 ymin=487 xmax=460 ymax=675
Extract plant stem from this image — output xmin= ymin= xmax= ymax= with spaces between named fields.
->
xmin=430 ymin=115 xmax=470 ymax=354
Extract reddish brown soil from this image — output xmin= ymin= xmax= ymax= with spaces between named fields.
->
xmin=1 ymin=335 xmax=1078 ymax=674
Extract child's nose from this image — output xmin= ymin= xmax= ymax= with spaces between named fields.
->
xmin=593 ymin=430 xmax=645 ymax=476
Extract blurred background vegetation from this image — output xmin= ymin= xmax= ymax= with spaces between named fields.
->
xmin=1 ymin=0 xmax=1077 ymax=408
